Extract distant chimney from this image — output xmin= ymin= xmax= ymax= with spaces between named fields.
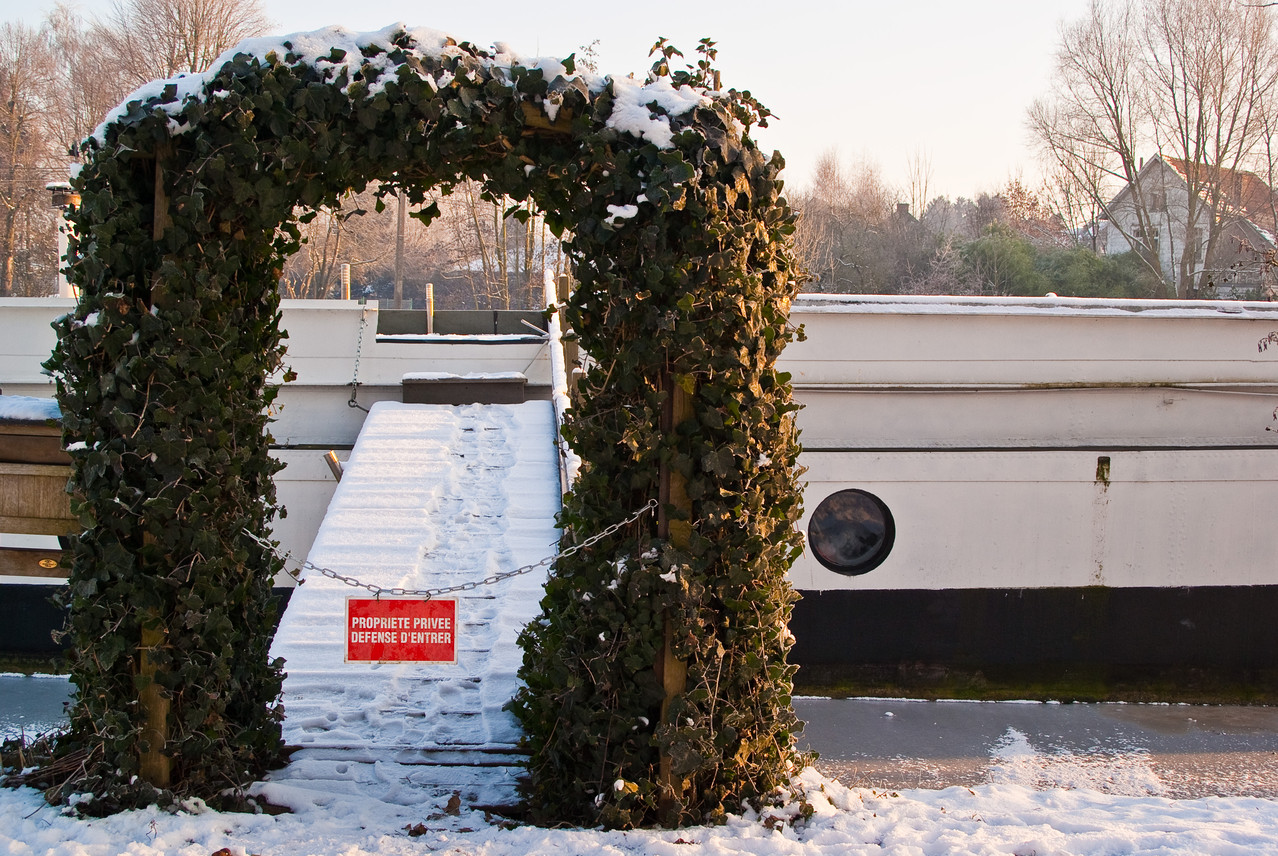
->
xmin=897 ymin=202 xmax=910 ymax=217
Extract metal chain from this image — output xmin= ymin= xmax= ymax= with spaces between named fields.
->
xmin=348 ymin=305 xmax=370 ymax=412
xmin=247 ymin=498 xmax=657 ymax=600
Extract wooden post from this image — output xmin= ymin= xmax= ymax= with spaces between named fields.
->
xmin=139 ymin=148 xmax=172 ymax=789
xmin=657 ymin=373 xmax=692 ymax=818
xmin=152 ymin=145 xmax=172 ymax=243
xmin=658 ymin=377 xmax=694 ymax=548
xmin=138 ymin=623 xmax=171 ymax=787
xmin=150 ymin=143 xmax=173 ymax=310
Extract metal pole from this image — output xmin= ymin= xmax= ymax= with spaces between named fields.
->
xmin=340 ymin=263 xmax=351 ymax=300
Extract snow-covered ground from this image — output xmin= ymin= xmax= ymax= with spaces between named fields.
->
xmin=8 ymin=675 xmax=1278 ymax=853
xmin=5 ymin=763 xmax=1278 ymax=855
xmin=7 ymin=682 xmax=1278 ymax=853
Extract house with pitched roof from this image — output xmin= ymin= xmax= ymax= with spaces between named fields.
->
xmin=1100 ymin=154 xmax=1278 ymax=298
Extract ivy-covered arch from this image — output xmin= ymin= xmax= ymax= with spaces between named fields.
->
xmin=46 ymin=25 xmax=807 ymax=825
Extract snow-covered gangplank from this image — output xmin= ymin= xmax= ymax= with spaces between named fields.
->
xmin=266 ymin=399 xmax=561 ymax=808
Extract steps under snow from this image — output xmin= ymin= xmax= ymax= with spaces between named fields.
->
xmin=266 ymin=400 xmax=561 ymax=808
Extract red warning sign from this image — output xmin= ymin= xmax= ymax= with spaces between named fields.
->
xmin=346 ymin=597 xmax=457 ymax=663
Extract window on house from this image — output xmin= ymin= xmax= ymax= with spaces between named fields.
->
xmin=808 ymin=489 xmax=896 ymax=576
xmin=1133 ymin=223 xmax=1160 ymax=256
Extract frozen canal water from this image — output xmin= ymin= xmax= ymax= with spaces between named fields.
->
xmin=0 ymin=674 xmax=73 ymax=741
xmin=797 ymin=696 xmax=1278 ymax=798
xmin=5 ymin=676 xmax=1278 ymax=799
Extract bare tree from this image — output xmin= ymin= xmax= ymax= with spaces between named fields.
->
xmin=428 ymin=181 xmax=557 ymax=309
xmin=43 ymin=5 xmax=130 ymax=155
xmin=790 ymin=150 xmax=847 ymax=292
xmin=1144 ymin=0 xmax=1278 ymax=294
xmin=0 ymin=1 xmax=269 ymax=297
xmin=1028 ymin=0 xmax=1168 ymax=289
xmin=906 ymin=147 xmax=933 ymax=223
xmin=278 ymin=207 xmax=349 ymax=299
xmin=1030 ymin=0 xmax=1278 ymax=297
xmin=1039 ymin=156 xmax=1108 ymax=251
xmin=279 ymin=188 xmax=399 ymax=299
xmin=791 ymin=150 xmax=903 ymax=293
xmin=998 ymin=178 xmax=1073 ymax=249
xmin=278 ymin=179 xmax=564 ymax=309
xmin=1258 ymin=102 xmax=1278 ymax=240
xmin=101 ymin=0 xmax=270 ymax=84
xmin=899 ymin=236 xmax=981 ymax=296
xmin=0 ymin=21 xmax=57 ymax=296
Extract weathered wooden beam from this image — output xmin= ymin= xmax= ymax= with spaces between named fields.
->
xmin=0 ymin=423 xmax=70 ymax=465
xmin=0 ymin=463 xmax=75 ymax=534
xmin=0 ymin=546 xmax=65 ymax=578
xmin=0 ymin=517 xmax=74 ymax=537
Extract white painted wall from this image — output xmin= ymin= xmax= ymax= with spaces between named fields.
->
xmin=275 ymin=300 xmax=553 ymax=388
xmin=784 ymin=295 xmax=1278 ymax=389
xmin=795 ymin=386 xmax=1277 ymax=451
xmin=0 ymin=298 xmax=72 ymax=396
xmin=794 ymin=448 xmax=1278 ymax=591
xmin=785 ymin=295 xmax=1278 ymax=593
xmin=5 ymin=293 xmax=1278 ymax=594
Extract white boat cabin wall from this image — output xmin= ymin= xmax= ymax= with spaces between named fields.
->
xmin=785 ymin=295 xmax=1278 ymax=678
xmin=2 ymin=293 xmax=1277 ymax=678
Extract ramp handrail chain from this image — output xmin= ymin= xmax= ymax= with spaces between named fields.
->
xmin=347 ymin=305 xmax=370 ymax=413
xmin=246 ymin=499 xmax=658 ymax=599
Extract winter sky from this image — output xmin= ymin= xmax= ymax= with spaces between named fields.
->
xmin=12 ymin=0 xmax=1092 ymax=202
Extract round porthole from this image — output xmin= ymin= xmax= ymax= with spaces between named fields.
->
xmin=807 ymin=489 xmax=895 ymax=576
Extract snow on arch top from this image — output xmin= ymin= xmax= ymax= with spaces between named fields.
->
xmin=88 ymin=23 xmax=711 ymax=151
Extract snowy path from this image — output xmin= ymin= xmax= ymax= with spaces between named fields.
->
xmin=267 ymin=401 xmax=561 ymax=808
